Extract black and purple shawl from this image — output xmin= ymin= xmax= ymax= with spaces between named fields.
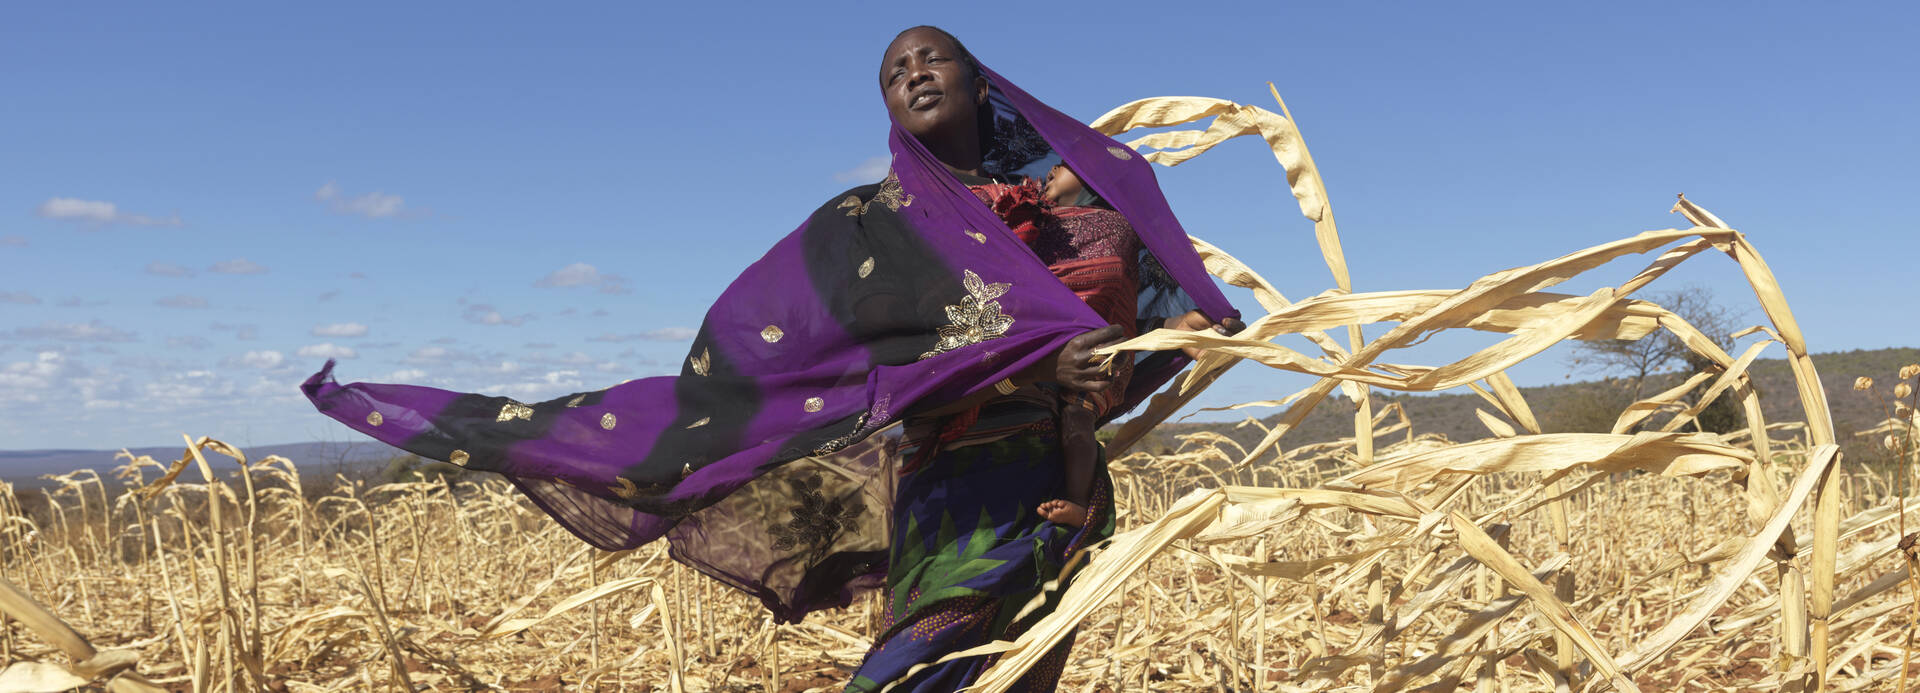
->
xmin=302 ymin=61 xmax=1236 ymax=622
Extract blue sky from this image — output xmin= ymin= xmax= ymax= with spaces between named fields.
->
xmin=3 ymin=3 xmax=1915 ymax=450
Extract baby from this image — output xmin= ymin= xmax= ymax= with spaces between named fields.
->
xmin=1030 ymin=163 xmax=1139 ymax=528
xmin=973 ymin=162 xmax=1222 ymax=527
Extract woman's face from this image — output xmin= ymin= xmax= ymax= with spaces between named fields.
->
xmin=880 ymin=28 xmax=988 ymax=152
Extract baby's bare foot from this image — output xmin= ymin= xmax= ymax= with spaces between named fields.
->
xmin=1035 ymin=499 xmax=1089 ymax=527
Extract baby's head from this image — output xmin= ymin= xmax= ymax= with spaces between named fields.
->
xmin=1042 ymin=163 xmax=1085 ymax=206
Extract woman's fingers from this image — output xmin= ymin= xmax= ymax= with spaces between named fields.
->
xmin=1057 ymin=325 xmax=1125 ymax=391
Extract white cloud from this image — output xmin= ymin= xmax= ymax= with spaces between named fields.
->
xmin=1 ymin=235 xmax=27 ymax=247
xmin=145 ymin=261 xmax=195 ymax=277
xmin=462 ymin=303 xmax=532 ymax=326
xmin=167 ymin=336 xmax=211 ymax=350
xmin=208 ymin=258 xmax=268 ymax=275
xmin=315 ymin=182 xmax=409 ymax=219
xmin=386 ymin=368 xmax=428 ymax=380
xmin=587 ymin=327 xmax=697 ymax=342
xmin=1 ymin=292 xmax=40 ymax=305
xmin=55 ymin=296 xmax=107 ymax=308
xmin=36 ymin=197 xmax=183 ymax=228
xmin=225 ymin=350 xmax=285 ymax=369
xmin=296 ymin=343 xmax=358 ymax=359
xmin=155 ymin=294 xmax=209 ymax=309
xmin=833 ymin=155 xmax=891 ymax=183
xmin=533 ymin=262 xmax=632 ymax=294
xmin=4 ymin=320 xmax=137 ymax=342
xmin=310 ymin=322 xmax=369 ymax=338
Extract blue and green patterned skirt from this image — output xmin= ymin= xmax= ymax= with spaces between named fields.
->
xmin=846 ymin=412 xmax=1114 ymax=692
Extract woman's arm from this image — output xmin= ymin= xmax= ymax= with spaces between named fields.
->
xmin=913 ymin=325 xmax=1128 ymax=417
xmin=1161 ymin=311 xmax=1247 ymax=359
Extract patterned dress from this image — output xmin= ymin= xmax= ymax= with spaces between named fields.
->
xmin=845 ymin=180 xmax=1141 ymax=692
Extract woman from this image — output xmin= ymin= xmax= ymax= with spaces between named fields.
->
xmin=302 ymin=25 xmax=1239 ymax=691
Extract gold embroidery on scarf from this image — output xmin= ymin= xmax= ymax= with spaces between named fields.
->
xmin=858 ymin=257 xmax=875 ymax=278
xmin=565 ymin=394 xmax=586 ymax=408
xmin=918 ymin=269 xmax=1014 ymax=360
xmin=804 ymin=397 xmax=824 ymax=413
xmin=681 ymin=462 xmax=694 ymax=478
xmin=762 ymin=325 xmax=784 ymax=343
xmin=964 ymin=229 xmax=987 ymax=244
xmin=365 ymin=411 xmax=383 ymax=426
xmin=600 ymin=412 xmax=617 ymax=430
xmin=686 ymin=416 xmax=710 ymax=429
xmin=497 ymin=401 xmax=533 ymax=423
xmin=840 ymin=170 xmax=914 ymax=216
xmin=1107 ymin=145 xmax=1134 ymax=160
xmin=689 ymin=348 xmax=711 ymax=376
xmin=610 ymin=477 xmax=641 ymax=500
xmin=448 ymin=450 xmax=470 ymax=467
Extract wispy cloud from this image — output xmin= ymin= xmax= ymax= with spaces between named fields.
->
xmin=833 ymin=155 xmax=891 ymax=183
xmin=586 ymin=327 xmax=697 ymax=342
xmin=208 ymin=258 xmax=268 ymax=275
xmin=223 ymin=350 xmax=286 ymax=369
xmin=209 ymin=322 xmax=259 ymax=340
xmin=4 ymin=320 xmax=138 ymax=342
xmin=56 ymin=297 xmax=107 ymax=308
xmin=461 ymin=303 xmax=533 ymax=326
xmin=1 ymin=292 xmax=40 ymax=305
xmin=0 ymin=235 xmax=25 ymax=247
xmin=315 ymin=182 xmax=411 ymax=219
xmin=296 ymin=343 xmax=358 ymax=359
xmin=317 ymin=290 xmax=340 ymax=302
xmin=533 ymin=262 xmax=632 ymax=295
xmin=155 ymin=294 xmax=209 ymax=309
xmin=310 ymin=322 xmax=369 ymax=338
xmin=167 ymin=335 xmax=211 ymax=350
xmin=36 ymin=197 xmax=183 ymax=229
xmin=146 ymin=261 xmax=195 ymax=277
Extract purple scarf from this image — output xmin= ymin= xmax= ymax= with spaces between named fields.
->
xmin=303 ymin=59 xmax=1235 ymax=621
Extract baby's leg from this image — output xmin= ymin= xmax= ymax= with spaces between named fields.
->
xmin=1037 ymin=401 xmax=1098 ymax=526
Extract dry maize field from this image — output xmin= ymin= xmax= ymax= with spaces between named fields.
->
xmin=6 ymin=92 xmax=1916 ymax=692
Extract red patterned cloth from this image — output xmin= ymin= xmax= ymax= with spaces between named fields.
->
xmin=970 ymin=183 xmax=1143 ymax=416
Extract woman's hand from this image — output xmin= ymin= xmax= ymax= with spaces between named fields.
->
xmin=1164 ymin=311 xmax=1246 ymax=359
xmin=1051 ymin=325 xmax=1126 ymax=392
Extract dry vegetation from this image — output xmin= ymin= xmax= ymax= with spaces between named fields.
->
xmin=5 ymin=91 xmax=1915 ymax=692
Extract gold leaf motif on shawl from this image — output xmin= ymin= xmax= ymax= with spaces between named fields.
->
xmin=858 ymin=257 xmax=875 ymax=278
xmin=689 ymin=348 xmax=711 ymax=376
xmin=686 ymin=416 xmax=710 ymax=429
xmin=839 ymin=169 xmax=914 ymax=216
xmin=762 ymin=325 xmax=784 ymax=343
xmin=565 ymin=394 xmax=586 ymax=408
xmin=448 ymin=450 xmax=470 ymax=467
xmin=365 ymin=411 xmax=382 ymax=426
xmin=600 ymin=412 xmax=617 ymax=430
xmin=610 ymin=477 xmax=641 ymax=500
xmin=1107 ymin=145 xmax=1134 ymax=160
xmin=918 ymin=269 xmax=1014 ymax=360
xmin=804 ymin=397 xmax=824 ymax=413
xmin=964 ymin=229 xmax=987 ymax=244
xmin=496 ymin=401 xmax=533 ymax=423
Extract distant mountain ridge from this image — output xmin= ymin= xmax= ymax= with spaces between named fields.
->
xmin=0 ymin=441 xmax=393 ymax=489
xmin=8 ymin=347 xmax=1914 ymax=489
xmin=1128 ymin=347 xmax=1920 ymax=467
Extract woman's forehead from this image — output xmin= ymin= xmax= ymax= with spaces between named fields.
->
xmin=882 ymin=28 xmax=958 ymax=64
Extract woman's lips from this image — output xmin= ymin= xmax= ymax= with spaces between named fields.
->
xmin=909 ymin=91 xmax=943 ymax=110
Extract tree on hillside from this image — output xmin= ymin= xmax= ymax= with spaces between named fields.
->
xmin=1569 ymin=286 xmax=1745 ymax=432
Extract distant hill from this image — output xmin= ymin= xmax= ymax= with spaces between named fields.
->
xmin=1128 ymin=347 xmax=1920 ymax=468
xmin=0 ymin=440 xmax=395 ymax=489
xmin=9 ymin=347 xmax=1912 ymax=489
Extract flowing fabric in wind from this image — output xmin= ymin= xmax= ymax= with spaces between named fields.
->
xmin=301 ymin=60 xmax=1235 ymax=623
